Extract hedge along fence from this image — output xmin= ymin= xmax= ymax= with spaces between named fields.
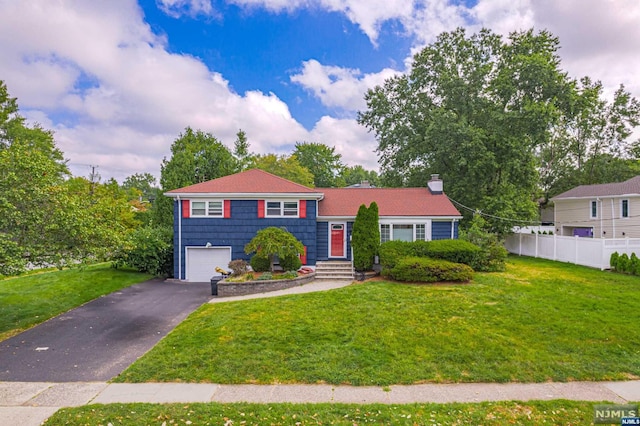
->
xmin=610 ymin=252 xmax=640 ymax=275
xmin=379 ymin=240 xmax=482 ymax=271
xmin=385 ymin=256 xmax=474 ymax=283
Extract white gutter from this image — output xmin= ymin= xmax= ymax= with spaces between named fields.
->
xmin=164 ymin=192 xmax=324 ymax=200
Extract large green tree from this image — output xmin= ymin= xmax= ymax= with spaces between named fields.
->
xmin=154 ymin=128 xmax=239 ymax=228
xmin=359 ymin=28 xmax=574 ymax=234
xmin=249 ymin=153 xmax=314 ymax=187
xmin=0 ymin=81 xmax=135 ymax=274
xmin=341 ymin=165 xmax=380 ymax=187
xmin=540 ymin=79 xmax=640 ymax=201
xmin=293 ymin=142 xmax=345 ymax=187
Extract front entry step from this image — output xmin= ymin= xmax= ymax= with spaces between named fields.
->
xmin=315 ymin=261 xmax=354 ymax=280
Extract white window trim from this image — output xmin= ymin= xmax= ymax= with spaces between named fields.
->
xmin=379 ymin=220 xmax=431 ymax=242
xmin=590 ymin=200 xmax=598 ymax=219
xmin=264 ymin=200 xmax=299 ymax=218
xmin=621 ymin=199 xmax=629 ymax=219
xmin=191 ymin=200 xmax=224 ymax=217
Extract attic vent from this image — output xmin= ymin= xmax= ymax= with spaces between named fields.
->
xmin=428 ymin=174 xmax=443 ymax=194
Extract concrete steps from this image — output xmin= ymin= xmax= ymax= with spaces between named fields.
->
xmin=315 ymin=261 xmax=354 ymax=280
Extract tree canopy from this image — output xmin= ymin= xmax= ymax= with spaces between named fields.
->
xmin=248 ymin=153 xmax=314 ymax=187
xmin=293 ymin=142 xmax=345 ymax=187
xmin=359 ymin=27 xmax=639 ymax=234
xmin=153 ymin=127 xmax=239 ymax=228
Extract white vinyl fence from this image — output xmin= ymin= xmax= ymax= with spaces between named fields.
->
xmin=505 ymin=233 xmax=640 ymax=270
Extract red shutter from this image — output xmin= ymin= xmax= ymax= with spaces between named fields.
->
xmin=181 ymin=200 xmax=190 ymax=218
xmin=299 ymin=246 xmax=307 ymax=265
xmin=299 ymin=200 xmax=306 ymax=218
xmin=257 ymin=200 xmax=265 ymax=218
xmin=224 ymin=200 xmax=231 ymax=218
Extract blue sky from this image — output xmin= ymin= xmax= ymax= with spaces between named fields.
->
xmin=0 ymin=0 xmax=639 ymax=182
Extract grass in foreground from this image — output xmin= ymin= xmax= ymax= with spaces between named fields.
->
xmin=115 ymin=256 xmax=640 ymax=385
xmin=0 ymin=264 xmax=152 ymax=341
xmin=44 ymin=400 xmax=608 ymax=425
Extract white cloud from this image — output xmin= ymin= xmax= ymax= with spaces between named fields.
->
xmin=156 ymin=0 xmax=217 ymax=18
xmin=309 ymin=116 xmax=379 ymax=170
xmin=0 ymin=0 xmax=313 ymax=181
xmin=290 ymin=59 xmax=401 ymax=112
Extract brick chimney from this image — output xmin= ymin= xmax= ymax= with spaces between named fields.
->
xmin=428 ymin=174 xmax=443 ymax=194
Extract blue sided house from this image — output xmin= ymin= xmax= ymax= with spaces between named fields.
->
xmin=165 ymin=169 xmax=462 ymax=281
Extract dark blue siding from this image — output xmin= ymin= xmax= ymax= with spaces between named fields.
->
xmin=174 ymin=199 xmax=318 ymax=279
xmin=316 ymin=222 xmax=328 ymax=261
xmin=432 ymin=221 xmax=457 ymax=240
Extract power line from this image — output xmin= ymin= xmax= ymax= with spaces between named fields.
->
xmin=446 ymin=196 xmax=544 ymax=225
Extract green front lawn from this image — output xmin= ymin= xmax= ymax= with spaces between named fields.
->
xmin=115 ymin=256 xmax=640 ymax=385
xmin=0 ymin=264 xmax=152 ymax=341
xmin=44 ymin=400 xmax=608 ymax=425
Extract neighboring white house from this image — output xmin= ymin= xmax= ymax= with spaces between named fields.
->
xmin=552 ymin=176 xmax=640 ymax=238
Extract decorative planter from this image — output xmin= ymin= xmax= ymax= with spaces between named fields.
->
xmin=216 ymin=273 xmax=316 ymax=297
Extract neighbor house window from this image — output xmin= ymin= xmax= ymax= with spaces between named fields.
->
xmin=266 ymin=201 xmax=298 ymax=217
xmin=622 ymin=199 xmax=629 ymax=218
xmin=590 ymin=200 xmax=598 ymax=219
xmin=191 ymin=201 xmax=223 ymax=217
xmin=415 ymin=224 xmax=426 ymax=241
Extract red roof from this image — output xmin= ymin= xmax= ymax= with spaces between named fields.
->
xmin=317 ymin=187 xmax=461 ymax=217
xmin=166 ymin=169 xmax=461 ymax=217
xmin=166 ymin=169 xmax=320 ymax=195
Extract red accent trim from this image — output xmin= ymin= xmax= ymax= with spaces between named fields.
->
xmin=224 ymin=200 xmax=231 ymax=218
xmin=300 ymin=246 xmax=307 ymax=265
xmin=299 ymin=200 xmax=306 ymax=218
xmin=181 ymin=200 xmax=190 ymax=218
xmin=257 ymin=200 xmax=265 ymax=218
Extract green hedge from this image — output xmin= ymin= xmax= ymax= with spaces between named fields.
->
xmin=610 ymin=251 xmax=640 ymax=275
xmin=379 ymin=239 xmax=482 ymax=270
xmin=112 ymin=226 xmax=173 ymax=277
xmin=386 ymin=256 xmax=474 ymax=283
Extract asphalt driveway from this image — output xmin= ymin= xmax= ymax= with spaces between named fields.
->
xmin=0 ymin=279 xmax=211 ymax=382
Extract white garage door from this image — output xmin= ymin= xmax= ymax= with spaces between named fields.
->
xmin=186 ymin=247 xmax=232 ymax=282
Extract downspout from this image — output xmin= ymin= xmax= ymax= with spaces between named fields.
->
xmin=177 ymin=196 xmax=182 ymax=281
xmin=451 ymin=219 xmax=456 ymax=239
xmin=598 ymin=197 xmax=602 ymax=238
xmin=596 ymin=198 xmax=604 ymax=238
xmin=610 ymin=198 xmax=615 ymax=239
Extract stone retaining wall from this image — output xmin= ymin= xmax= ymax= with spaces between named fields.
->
xmin=217 ymin=273 xmax=316 ymax=297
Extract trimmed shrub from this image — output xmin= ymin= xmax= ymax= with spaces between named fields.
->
xmin=279 ymin=254 xmax=302 ymax=271
xmin=352 ymin=202 xmax=380 ymax=271
xmin=250 ymin=254 xmax=271 ymax=272
xmin=609 ymin=251 xmax=619 ymax=271
xmin=631 ymin=253 xmax=640 ymax=276
xmin=379 ymin=239 xmax=482 ymax=271
xmin=422 ymin=239 xmax=482 ymax=267
xmin=619 ymin=253 xmax=631 ymax=274
xmin=386 ymin=256 xmax=473 ymax=283
xmin=228 ymin=259 xmax=249 ymax=276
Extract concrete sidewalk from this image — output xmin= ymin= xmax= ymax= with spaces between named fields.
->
xmin=2 ymin=380 xmax=639 ymax=425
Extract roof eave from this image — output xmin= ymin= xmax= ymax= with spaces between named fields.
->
xmin=164 ymin=192 xmax=324 ymax=199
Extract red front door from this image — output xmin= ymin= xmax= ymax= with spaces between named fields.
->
xmin=330 ymin=224 xmax=345 ymax=257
